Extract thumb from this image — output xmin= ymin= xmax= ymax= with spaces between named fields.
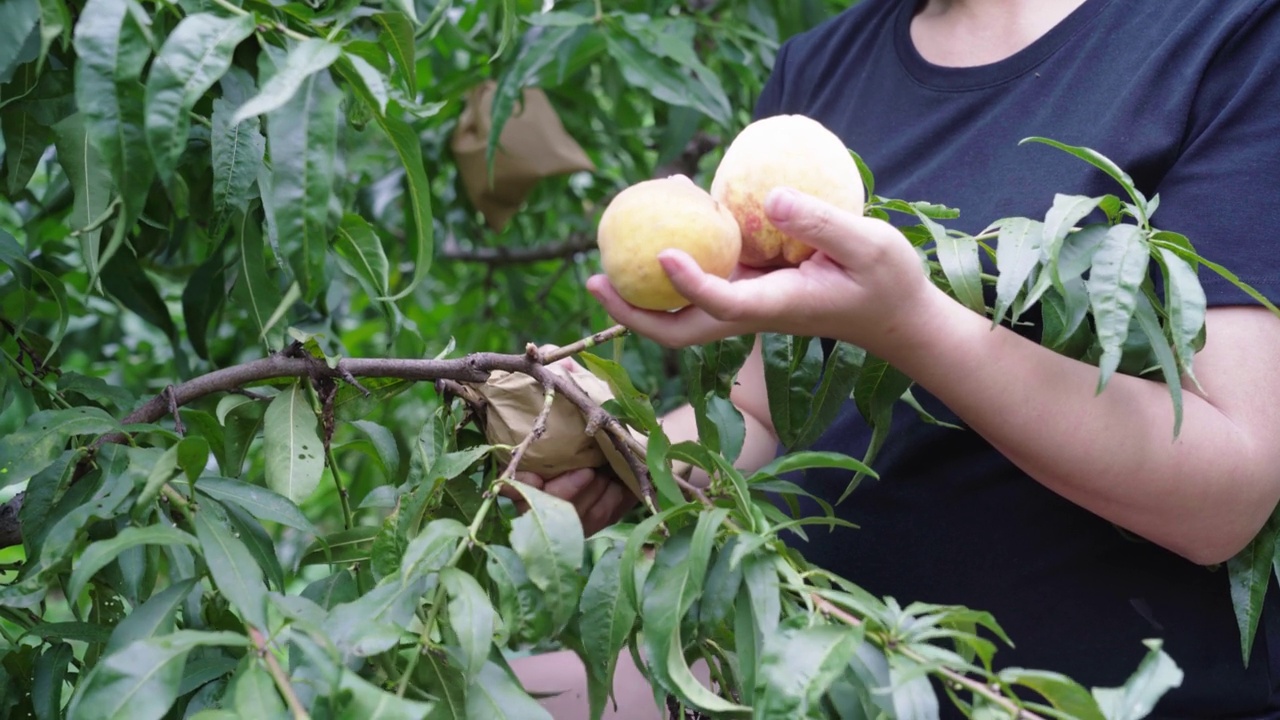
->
xmin=764 ymin=187 xmax=870 ymax=266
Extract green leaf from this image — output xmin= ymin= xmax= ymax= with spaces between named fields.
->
xmin=143 ymin=12 xmax=255 ymax=182
xmin=195 ymin=476 xmax=313 ymax=533
xmin=1021 ymin=137 xmax=1147 ymax=223
xmin=233 ymin=38 xmax=342 ymax=123
xmin=440 ymin=567 xmax=496 ymax=683
xmin=339 ymin=52 xmax=389 ymax=116
xmin=933 ymin=226 xmax=986 ymax=314
xmin=374 ymin=12 xmax=416 ymax=94
xmin=339 ymin=668 xmax=437 ymax=718
xmin=791 ymin=341 xmax=864 ymax=450
xmin=602 ymin=24 xmax=730 ymax=125
xmin=51 ymin=111 xmax=114 ymax=290
xmin=335 ymin=212 xmax=391 ymax=297
xmin=755 ymin=625 xmax=862 ymax=718
xmin=71 ymin=0 xmax=153 ymax=274
xmin=843 ymin=355 xmax=913 ymax=502
xmin=506 ymin=483 xmax=585 ymax=633
xmin=101 ymin=249 xmax=182 ymax=348
xmin=1091 ymin=640 xmax=1183 ymax=720
xmin=300 ymin=526 xmax=380 ymax=566
xmin=0 ymin=407 xmax=117 ymax=489
xmin=194 ymin=501 xmax=269 ymax=629
xmin=762 ymin=334 xmax=823 ymax=448
xmin=1086 ymin=224 xmax=1149 ymax=392
xmin=1133 ymin=293 xmax=1184 ymax=436
xmin=1228 ymin=507 xmax=1280 ymax=666
xmin=338 ymin=64 xmax=434 ymax=301
xmin=0 ymin=0 xmax=40 ymax=81
xmin=32 ymin=641 xmax=74 ymax=720
xmin=2 ymin=104 xmax=53 ymax=195
xmin=486 ymin=545 xmax=552 ymax=644
xmin=67 ymin=526 xmax=198 ymax=603
xmin=577 ymin=546 xmax=636 ymax=720
xmin=992 ymin=217 xmax=1043 ymax=325
xmin=578 ymin=352 xmax=660 ymax=432
xmin=641 ymin=511 xmax=746 ymax=714
xmin=325 ymin=572 xmax=433 ymax=658
xmin=619 ymin=503 xmax=698 ymax=617
xmin=234 ymin=208 xmax=284 ymax=348
xmin=0 ymin=231 xmax=70 ymax=358
xmin=463 ymin=661 xmax=552 ymax=719
xmin=265 ymin=67 xmax=341 ymax=298
xmin=223 ymin=500 xmax=286 ymax=591
xmin=350 ymin=419 xmax=400 ymax=480
xmin=210 ymin=91 xmax=266 ymax=241
xmin=229 ymin=662 xmax=287 ymax=718
xmin=703 ymin=394 xmax=745 ymax=464
xmin=263 ymin=382 xmax=325 ymax=503
xmin=1155 ymin=247 xmax=1207 ymax=385
xmin=66 ymin=630 xmax=249 ymax=720
xmin=1151 ymin=232 xmax=1280 ymax=317
xmin=104 ymin=579 xmax=196 ymax=655
xmin=750 ymin=451 xmax=876 ymax=484
xmin=998 ymin=668 xmax=1104 ymax=720
xmin=682 ymin=335 xmax=756 ymax=399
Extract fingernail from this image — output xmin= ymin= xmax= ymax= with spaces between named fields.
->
xmin=766 ymin=187 xmax=798 ymax=222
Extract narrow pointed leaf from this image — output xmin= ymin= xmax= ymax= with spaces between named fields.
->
xmin=68 ymin=631 xmax=249 ymax=720
xmin=194 ymin=502 xmax=268 ymax=629
xmin=440 ymin=567 xmax=496 ymax=682
xmin=265 ymin=68 xmax=341 ymax=298
xmin=144 ymin=12 xmax=255 ymax=181
xmin=72 ymin=0 xmax=152 ymax=262
xmin=67 ymin=526 xmax=198 ymax=602
xmin=232 ymin=38 xmax=342 ymax=123
xmin=992 ymin=217 xmax=1042 ymax=325
xmin=1091 ymin=640 xmax=1182 ymax=720
xmin=210 ymin=94 xmax=265 ymax=241
xmin=1086 ymin=225 xmax=1149 ymax=391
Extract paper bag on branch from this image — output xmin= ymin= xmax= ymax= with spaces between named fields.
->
xmin=468 ymin=360 xmax=648 ymax=499
xmin=451 ymin=80 xmax=595 ymax=232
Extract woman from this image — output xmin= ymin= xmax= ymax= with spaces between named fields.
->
xmin=518 ymin=0 xmax=1280 ymax=715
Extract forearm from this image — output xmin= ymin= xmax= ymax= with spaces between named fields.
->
xmin=872 ymin=286 xmax=1280 ymax=565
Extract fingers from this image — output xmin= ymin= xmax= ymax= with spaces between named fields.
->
xmin=582 ymin=481 xmax=635 ymax=537
xmin=585 ymin=274 xmax=746 ymax=348
xmin=538 ymin=467 xmax=597 ymax=502
xmin=764 ymin=187 xmax=901 ymax=268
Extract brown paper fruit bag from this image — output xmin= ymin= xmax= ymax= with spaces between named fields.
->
xmin=451 ymin=80 xmax=595 ymax=232
xmin=469 ymin=360 xmax=647 ymax=499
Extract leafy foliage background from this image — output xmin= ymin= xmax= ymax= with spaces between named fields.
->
xmin=0 ymin=0 xmax=1226 ymax=717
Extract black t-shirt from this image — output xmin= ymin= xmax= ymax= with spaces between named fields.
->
xmin=755 ymin=0 xmax=1280 ymax=715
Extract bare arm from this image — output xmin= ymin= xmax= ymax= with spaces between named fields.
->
xmin=587 ymin=187 xmax=1280 ymax=566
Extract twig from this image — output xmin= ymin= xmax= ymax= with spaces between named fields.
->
xmin=810 ymin=594 xmax=1045 ymax=720
xmin=531 ymin=324 xmax=629 ymax=365
xmin=250 ymin=627 xmax=310 ymax=720
xmin=164 ymin=386 xmax=185 ymax=436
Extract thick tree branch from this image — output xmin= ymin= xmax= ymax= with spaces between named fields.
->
xmin=0 ymin=329 xmax=656 ymax=549
xmin=438 ymin=233 xmax=596 ymax=265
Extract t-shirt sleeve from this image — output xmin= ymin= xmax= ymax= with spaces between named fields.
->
xmin=1149 ymin=1 xmax=1280 ymax=308
xmin=751 ymin=40 xmax=792 ymax=121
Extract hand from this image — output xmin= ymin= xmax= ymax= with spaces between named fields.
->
xmin=585 ymin=187 xmax=947 ymax=354
xmin=501 ymin=467 xmax=638 ymax=537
